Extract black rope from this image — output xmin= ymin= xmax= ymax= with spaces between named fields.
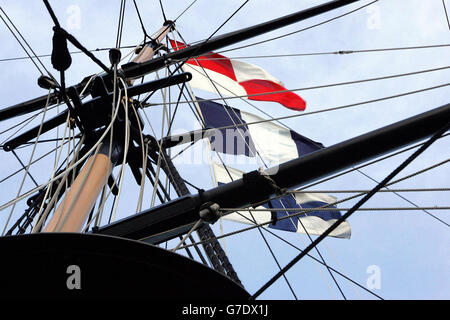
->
xmin=159 ymin=0 xmax=168 ymax=22
xmin=174 ymin=0 xmax=198 ymax=22
xmin=116 ymin=0 xmax=127 ymax=49
xmin=219 ymin=0 xmax=379 ymax=55
xmin=262 ymin=227 xmax=383 ymax=300
xmin=166 ymin=83 xmax=186 ymax=135
xmin=443 ymin=0 xmax=450 ymax=30
xmin=42 ymin=0 xmax=61 ymax=28
xmin=250 ymin=119 xmax=450 ymax=299
xmin=132 ymin=0 xmax=149 ymax=39
xmin=11 ymin=150 xmax=39 ymax=188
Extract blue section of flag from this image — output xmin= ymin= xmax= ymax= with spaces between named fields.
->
xmin=290 ymin=130 xmax=324 ymax=157
xmin=263 ymin=195 xmax=342 ymax=233
xmin=218 ymin=182 xmax=342 ymax=234
xmin=197 ymin=98 xmax=256 ymax=156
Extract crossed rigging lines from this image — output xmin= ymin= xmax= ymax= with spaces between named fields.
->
xmin=0 ymin=0 xmax=449 ymax=299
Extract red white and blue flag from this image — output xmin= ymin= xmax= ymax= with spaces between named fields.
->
xmin=197 ymin=98 xmax=321 ymax=165
xmin=170 ymin=40 xmax=306 ymax=111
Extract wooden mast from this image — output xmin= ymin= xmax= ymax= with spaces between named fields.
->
xmin=43 ymin=23 xmax=173 ymax=233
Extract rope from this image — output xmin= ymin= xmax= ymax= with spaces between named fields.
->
xmin=290 ymin=188 xmax=450 ymax=194
xmin=218 ymin=0 xmax=379 ymax=55
xmin=174 ymin=0 xmax=198 ymax=22
xmin=219 ymin=206 xmax=450 ymax=212
xmin=443 ymin=0 xmax=450 ymax=30
xmin=251 ymin=119 xmax=450 ymax=299
xmin=147 ymin=66 xmax=450 ymax=106
xmin=1 ymin=90 xmax=52 ymax=235
xmin=192 ymin=44 xmax=450 ymax=60
xmin=171 ymin=156 xmax=450 ymax=251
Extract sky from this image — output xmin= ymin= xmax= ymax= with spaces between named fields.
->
xmin=0 ymin=0 xmax=449 ymax=300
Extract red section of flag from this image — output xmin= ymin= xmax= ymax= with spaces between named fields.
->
xmin=169 ymin=39 xmax=306 ymax=111
xmin=188 ymin=52 xmax=237 ymax=81
xmin=240 ymin=80 xmax=306 ymax=111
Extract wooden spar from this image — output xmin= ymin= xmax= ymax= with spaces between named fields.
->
xmin=131 ymin=24 xmax=172 ymax=64
xmin=43 ymin=23 xmax=172 ymax=233
xmin=43 ymin=153 xmax=112 ymax=232
xmin=127 ymin=22 xmax=174 ymax=84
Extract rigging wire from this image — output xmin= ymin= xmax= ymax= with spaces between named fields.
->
xmin=171 ymin=28 xmax=449 ymax=249
xmin=262 ymin=227 xmax=383 ymax=300
xmin=3 ymin=43 xmax=449 ymax=64
xmin=174 ymin=29 xmax=343 ymax=299
xmin=443 ymin=0 xmax=450 ymax=30
xmin=116 ymin=0 xmax=127 ymax=49
xmin=0 ymin=138 xmax=72 ymax=185
xmin=163 ymin=83 xmax=450 ymax=162
xmin=172 ymin=156 xmax=450 ymax=250
xmin=1 ymin=89 xmax=52 ymax=235
xmin=195 ymin=44 xmax=450 ymax=60
xmin=174 ymin=0 xmax=198 ymax=22
xmin=11 ymin=150 xmax=39 ymax=188
xmin=132 ymin=0 xmax=149 ymax=39
xmin=219 ymin=206 xmax=450 ymax=212
xmin=251 ymin=118 xmax=450 ymax=299
xmin=0 ymin=8 xmax=46 ymax=77
xmin=146 ymin=65 xmax=450 ymax=106
xmin=196 ymin=83 xmax=450 ymax=131
xmin=158 ymin=0 xmax=168 ymax=22
xmin=291 ymin=187 xmax=450 ymax=194
xmin=218 ymin=0 xmax=379 ymax=55
xmin=353 ymin=167 xmax=450 ymax=229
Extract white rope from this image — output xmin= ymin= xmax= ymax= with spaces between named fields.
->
xmin=32 ymin=112 xmax=72 ymax=230
xmin=31 ymin=135 xmax=85 ymax=233
xmin=1 ymin=89 xmax=51 ymax=235
xmin=171 ymin=219 xmax=202 ymax=252
xmin=109 ymin=78 xmax=131 ymax=223
xmin=0 ymin=87 xmax=122 ymax=212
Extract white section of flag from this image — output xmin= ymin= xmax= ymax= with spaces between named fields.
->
xmin=230 ymin=59 xmax=283 ymax=85
xmin=239 ymin=110 xmax=299 ymax=165
xmin=182 ymin=63 xmax=247 ymax=97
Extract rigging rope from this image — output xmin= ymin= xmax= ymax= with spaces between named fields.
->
xmin=171 ymin=156 xmax=450 ymax=251
xmin=3 ymin=43 xmax=449 ymax=64
xmin=147 ymin=65 xmax=450 ymax=106
xmin=251 ymin=118 xmax=450 ymax=299
xmin=218 ymin=0 xmax=379 ymax=55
